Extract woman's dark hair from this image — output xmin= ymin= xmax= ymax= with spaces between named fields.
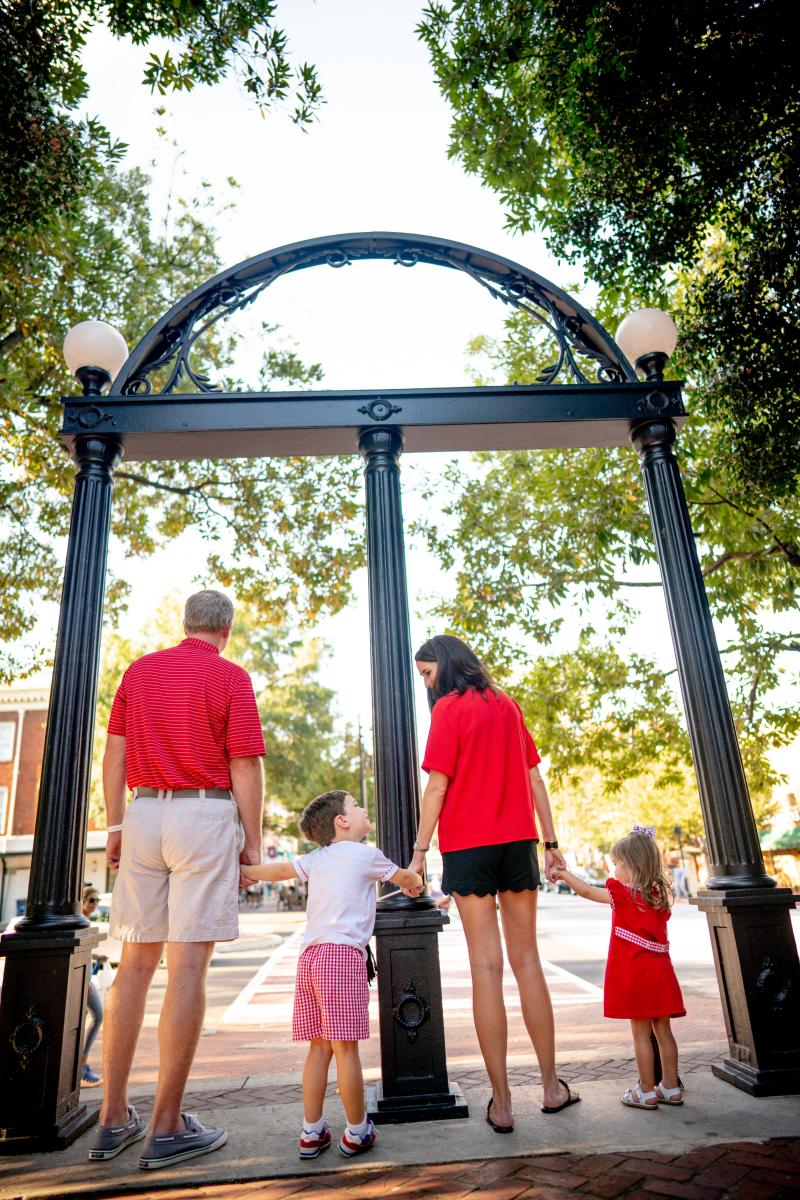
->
xmin=415 ymin=635 xmax=496 ymax=707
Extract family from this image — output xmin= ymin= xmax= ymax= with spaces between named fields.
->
xmin=87 ymin=590 xmax=685 ymax=1170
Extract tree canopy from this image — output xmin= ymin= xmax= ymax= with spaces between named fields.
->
xmin=0 ymin=2 xmax=364 ymax=683
xmin=418 ymin=0 xmax=800 ymax=498
xmin=1 ymin=0 xmax=321 ymax=239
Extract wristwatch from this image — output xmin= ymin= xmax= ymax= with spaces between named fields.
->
xmin=413 ymin=841 xmax=429 ymax=852
xmin=544 ymin=840 xmax=559 ymax=850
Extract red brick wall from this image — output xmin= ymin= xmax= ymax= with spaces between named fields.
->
xmin=0 ymin=713 xmax=19 ymax=832
xmin=12 ymin=709 xmax=48 ymax=835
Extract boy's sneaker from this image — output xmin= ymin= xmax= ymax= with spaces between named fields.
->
xmin=87 ymin=1105 xmax=146 ymax=1161
xmin=338 ymin=1120 xmax=377 ymax=1158
xmin=81 ymin=1064 xmax=103 ymax=1087
xmin=298 ymin=1123 xmax=332 ymax=1159
xmin=139 ymin=1113 xmax=227 ymax=1169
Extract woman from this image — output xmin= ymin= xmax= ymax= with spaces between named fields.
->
xmin=409 ymin=635 xmax=579 ymax=1128
xmin=81 ymin=886 xmax=105 ymax=1087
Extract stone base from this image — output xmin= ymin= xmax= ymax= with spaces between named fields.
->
xmin=366 ymin=1080 xmax=469 ymax=1124
xmin=693 ymin=887 xmax=800 ymax=1097
xmin=0 ymin=1101 xmax=97 ymax=1154
xmin=712 ymin=1057 xmax=800 ymax=1097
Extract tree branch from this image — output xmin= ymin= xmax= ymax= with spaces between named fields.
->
xmin=115 ymin=470 xmax=217 ymax=497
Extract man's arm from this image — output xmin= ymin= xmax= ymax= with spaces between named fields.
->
xmin=103 ymin=734 xmax=127 ymax=872
xmin=230 ymin=754 xmax=264 ymax=883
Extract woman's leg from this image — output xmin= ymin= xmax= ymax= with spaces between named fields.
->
xmin=498 ymin=888 xmax=579 ymax=1110
xmin=631 ymin=1018 xmax=658 ymax=1095
xmin=453 ymin=891 xmax=512 ymax=1126
xmin=651 ymin=1018 xmax=680 ymax=1090
xmin=302 ymin=1037 xmax=333 ymax=1122
xmin=82 ymin=980 xmax=104 ymax=1062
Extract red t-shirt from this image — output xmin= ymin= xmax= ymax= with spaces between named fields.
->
xmin=421 ymin=687 xmax=541 ymax=852
xmin=107 ymin=638 xmax=265 ymax=789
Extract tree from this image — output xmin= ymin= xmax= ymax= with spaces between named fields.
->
xmin=1 ymin=0 xmax=321 ymax=239
xmin=0 ymin=160 xmax=364 ymax=681
xmin=418 ymin=0 xmax=800 ymax=498
xmin=415 ymin=312 xmax=795 ymax=816
xmin=90 ymin=595 xmax=372 ymax=833
xmin=1 ymin=2 xmax=348 ymax=683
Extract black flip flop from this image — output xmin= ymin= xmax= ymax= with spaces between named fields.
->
xmin=541 ymin=1077 xmax=582 ymax=1114
xmin=486 ymin=1097 xmax=514 ymax=1133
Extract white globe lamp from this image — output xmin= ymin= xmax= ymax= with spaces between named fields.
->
xmin=615 ymin=308 xmax=678 ymax=381
xmin=63 ymin=320 xmax=128 ymax=394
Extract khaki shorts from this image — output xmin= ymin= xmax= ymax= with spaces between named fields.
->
xmin=109 ymin=791 xmax=245 ymax=943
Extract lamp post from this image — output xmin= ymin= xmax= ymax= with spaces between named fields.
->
xmin=0 ymin=322 xmax=127 ymax=1151
xmin=617 ymin=309 xmax=799 ymax=1095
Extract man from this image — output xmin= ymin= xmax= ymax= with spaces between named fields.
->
xmin=88 ymin=590 xmax=265 ymax=1169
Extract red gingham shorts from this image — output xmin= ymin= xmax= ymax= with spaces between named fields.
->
xmin=292 ymin=943 xmax=370 ymax=1042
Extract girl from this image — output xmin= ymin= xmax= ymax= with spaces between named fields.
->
xmin=554 ymin=825 xmax=685 ymax=1110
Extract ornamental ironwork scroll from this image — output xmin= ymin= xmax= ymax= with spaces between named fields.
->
xmin=113 ymin=233 xmax=635 ymax=398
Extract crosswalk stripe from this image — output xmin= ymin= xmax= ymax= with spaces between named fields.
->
xmin=222 ymin=917 xmax=602 ymax=1026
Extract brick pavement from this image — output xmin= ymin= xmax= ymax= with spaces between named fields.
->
xmin=81 ymin=1138 xmax=800 ymax=1200
xmin=117 ymin=1049 xmax=725 ymax=1120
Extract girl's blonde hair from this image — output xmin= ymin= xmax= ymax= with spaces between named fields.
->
xmin=611 ymin=831 xmax=673 ymax=911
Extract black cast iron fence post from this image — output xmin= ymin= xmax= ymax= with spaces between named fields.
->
xmin=359 ymin=426 xmax=467 ymax=1122
xmin=0 ymin=432 xmax=122 ymax=1151
xmin=632 ymin=418 xmax=800 ymax=1095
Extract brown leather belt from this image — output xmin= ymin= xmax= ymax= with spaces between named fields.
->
xmin=134 ymin=786 xmax=232 ymax=799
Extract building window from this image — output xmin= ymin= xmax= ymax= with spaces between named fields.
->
xmin=0 ymin=722 xmax=14 ymax=762
xmin=0 ymin=786 xmax=8 ymax=833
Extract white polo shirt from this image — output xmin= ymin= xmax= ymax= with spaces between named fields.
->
xmin=293 ymin=840 xmax=398 ymax=953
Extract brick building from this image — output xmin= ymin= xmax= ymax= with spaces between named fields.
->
xmin=0 ymin=678 xmax=107 ymax=924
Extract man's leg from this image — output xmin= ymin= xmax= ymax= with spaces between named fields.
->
xmin=100 ymin=942 xmax=163 ymax=1126
xmin=149 ymin=940 xmax=215 ymax=1134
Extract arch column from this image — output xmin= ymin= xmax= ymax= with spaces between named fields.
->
xmin=633 ymin=419 xmax=800 ymax=1095
xmin=359 ymin=427 xmax=467 ymax=1122
xmin=0 ymin=432 xmax=121 ymax=1150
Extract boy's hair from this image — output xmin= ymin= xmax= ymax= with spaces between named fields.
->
xmin=611 ymin=831 xmax=673 ymax=912
xmin=300 ymin=790 xmax=351 ymax=846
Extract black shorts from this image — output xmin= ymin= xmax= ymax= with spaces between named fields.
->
xmin=441 ymin=839 xmax=540 ymax=897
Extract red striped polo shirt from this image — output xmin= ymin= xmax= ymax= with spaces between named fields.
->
xmin=107 ymin=637 xmax=265 ymax=789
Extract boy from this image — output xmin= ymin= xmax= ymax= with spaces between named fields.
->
xmin=243 ymin=790 xmax=423 ymax=1159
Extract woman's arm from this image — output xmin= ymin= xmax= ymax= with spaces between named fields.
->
xmin=240 ymin=861 xmax=297 ymax=883
xmin=555 ymin=866 xmax=611 ymax=904
xmin=530 ymin=765 xmax=566 ymax=878
xmin=409 ymin=770 xmax=449 ymax=876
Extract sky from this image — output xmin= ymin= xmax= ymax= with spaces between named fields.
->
xmin=66 ymin=1 xmax=796 ymax=774
xmin=78 ymin=0 xmax=610 ymax=749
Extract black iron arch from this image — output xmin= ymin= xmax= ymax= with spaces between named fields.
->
xmin=114 ymin=231 xmax=636 ymax=395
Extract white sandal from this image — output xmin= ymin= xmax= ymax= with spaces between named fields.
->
xmin=621 ymin=1082 xmax=659 ymax=1109
xmin=655 ymin=1081 xmax=684 ymax=1105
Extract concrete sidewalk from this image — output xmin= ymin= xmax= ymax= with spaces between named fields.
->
xmin=5 ymin=1071 xmax=799 ymax=1200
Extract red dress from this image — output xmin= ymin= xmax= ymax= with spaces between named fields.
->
xmin=603 ymin=878 xmax=686 ymax=1020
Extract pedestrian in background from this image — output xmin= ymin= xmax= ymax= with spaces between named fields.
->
xmin=88 ymin=589 xmax=265 ymax=1170
xmin=80 ymin=886 xmax=105 ymax=1087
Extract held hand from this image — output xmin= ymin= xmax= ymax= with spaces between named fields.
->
xmin=545 ymin=847 xmax=566 ymax=882
xmin=400 ymin=871 xmax=424 ymax=898
xmin=106 ymin=830 xmax=122 ymax=872
xmin=239 ymin=839 xmax=262 ymax=890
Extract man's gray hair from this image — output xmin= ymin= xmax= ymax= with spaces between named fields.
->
xmin=184 ymin=590 xmax=234 ymax=633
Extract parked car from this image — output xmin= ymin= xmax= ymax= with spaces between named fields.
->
xmin=539 ymin=876 xmax=571 ymax=894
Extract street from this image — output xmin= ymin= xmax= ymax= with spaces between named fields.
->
xmin=84 ymin=890 xmax=792 ymax=1093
